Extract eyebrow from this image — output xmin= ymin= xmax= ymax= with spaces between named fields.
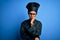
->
xmin=29 ymin=13 xmax=36 ymax=14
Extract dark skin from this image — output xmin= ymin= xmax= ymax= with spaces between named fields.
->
xmin=28 ymin=11 xmax=39 ymax=40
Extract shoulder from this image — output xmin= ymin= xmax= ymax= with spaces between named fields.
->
xmin=35 ymin=19 xmax=42 ymax=25
xmin=21 ymin=19 xmax=29 ymax=25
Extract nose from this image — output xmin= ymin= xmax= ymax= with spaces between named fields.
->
xmin=31 ymin=14 xmax=33 ymax=16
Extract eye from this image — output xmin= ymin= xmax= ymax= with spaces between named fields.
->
xmin=29 ymin=13 xmax=36 ymax=15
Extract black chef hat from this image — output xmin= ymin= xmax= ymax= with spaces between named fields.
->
xmin=26 ymin=2 xmax=40 ymax=14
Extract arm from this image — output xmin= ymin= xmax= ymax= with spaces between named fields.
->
xmin=34 ymin=21 xmax=42 ymax=37
xmin=27 ymin=21 xmax=42 ymax=38
xmin=20 ymin=23 xmax=26 ymax=40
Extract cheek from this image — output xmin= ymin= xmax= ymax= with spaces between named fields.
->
xmin=33 ymin=15 xmax=36 ymax=17
xmin=34 ymin=15 xmax=36 ymax=17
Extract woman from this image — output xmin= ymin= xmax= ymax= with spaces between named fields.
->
xmin=20 ymin=2 xmax=42 ymax=40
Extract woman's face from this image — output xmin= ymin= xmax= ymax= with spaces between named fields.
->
xmin=29 ymin=11 xmax=36 ymax=19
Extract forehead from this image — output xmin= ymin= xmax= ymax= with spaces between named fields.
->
xmin=29 ymin=11 xmax=36 ymax=14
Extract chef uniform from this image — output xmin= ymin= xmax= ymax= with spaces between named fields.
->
xmin=20 ymin=2 xmax=42 ymax=40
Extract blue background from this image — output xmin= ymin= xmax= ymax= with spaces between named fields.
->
xmin=1 ymin=0 xmax=60 ymax=40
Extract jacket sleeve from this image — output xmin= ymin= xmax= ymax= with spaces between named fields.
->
xmin=20 ymin=23 xmax=27 ymax=40
xmin=27 ymin=21 xmax=42 ymax=38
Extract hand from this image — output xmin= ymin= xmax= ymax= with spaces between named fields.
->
xmin=35 ymin=37 xmax=39 ymax=40
xmin=30 ymin=18 xmax=35 ymax=26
